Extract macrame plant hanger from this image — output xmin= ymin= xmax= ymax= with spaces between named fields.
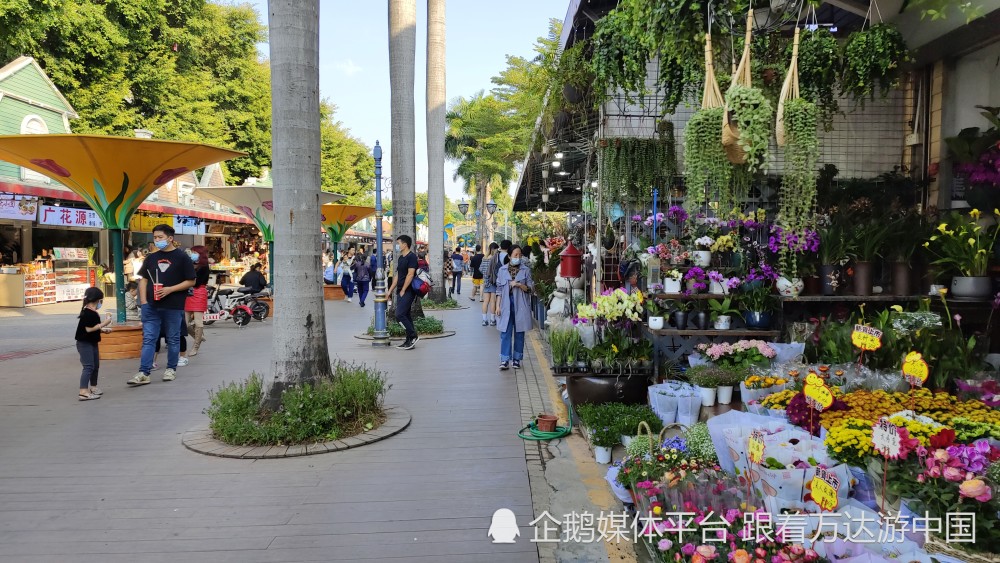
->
xmin=722 ymin=9 xmax=755 ymax=165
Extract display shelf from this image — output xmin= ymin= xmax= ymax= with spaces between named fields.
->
xmin=23 ymin=272 xmax=56 ymax=306
xmin=780 ymin=295 xmax=924 ymax=302
xmin=653 ymin=292 xmax=731 ymax=300
xmin=647 ymin=328 xmax=781 ymax=338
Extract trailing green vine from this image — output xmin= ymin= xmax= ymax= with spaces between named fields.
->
xmin=725 ymin=85 xmax=774 ymax=173
xmin=590 ymin=8 xmax=649 ymax=105
xmin=683 ymin=107 xmax=731 ymax=215
xmin=795 ymin=28 xmax=841 ymax=130
xmin=599 ymin=137 xmax=677 ymax=207
xmin=841 ymin=24 xmax=910 ymax=102
xmin=777 ymin=98 xmax=821 ymax=276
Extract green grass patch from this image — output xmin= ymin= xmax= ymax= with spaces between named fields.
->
xmin=204 ymin=361 xmax=389 ymax=446
xmin=366 ymin=316 xmax=444 ymax=336
xmin=422 ymin=298 xmax=460 ymax=310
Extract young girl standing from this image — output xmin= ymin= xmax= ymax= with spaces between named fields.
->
xmin=76 ymin=287 xmax=112 ymax=401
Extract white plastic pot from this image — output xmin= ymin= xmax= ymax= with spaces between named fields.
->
xmin=709 ymin=281 xmax=729 ymax=295
xmin=594 ymin=446 xmax=612 ymax=464
xmin=620 ymin=435 xmax=634 ymax=448
xmin=648 ymin=316 xmax=665 ymax=330
xmin=663 ymin=279 xmax=682 ymax=293
xmin=692 ymin=250 xmax=712 ymax=267
xmin=698 ymin=386 xmax=717 ymax=407
xmin=717 ymin=386 xmax=734 ymax=405
xmin=713 ymin=315 xmax=732 ymax=330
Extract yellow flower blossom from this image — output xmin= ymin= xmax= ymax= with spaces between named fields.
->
xmin=970 ymin=208 xmax=981 ymax=220
xmin=937 ymin=223 xmax=948 ymax=233
xmin=939 ymin=287 xmax=948 ymax=296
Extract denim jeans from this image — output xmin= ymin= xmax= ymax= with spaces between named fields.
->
xmin=356 ymin=280 xmax=370 ymax=305
xmin=140 ymin=305 xmax=184 ymax=374
xmin=394 ymin=290 xmax=417 ymax=341
xmin=341 ymin=272 xmax=354 ymax=297
xmin=77 ymin=341 xmax=100 ymax=388
xmin=500 ymin=300 xmax=524 ymax=362
xmin=451 ymin=272 xmax=462 ymax=294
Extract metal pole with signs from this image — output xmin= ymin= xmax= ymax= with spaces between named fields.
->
xmin=372 ymin=142 xmax=389 ymax=347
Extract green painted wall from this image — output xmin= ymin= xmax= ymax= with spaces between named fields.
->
xmin=0 ymin=65 xmax=70 ymax=112
xmin=0 ymin=96 xmax=69 ymax=181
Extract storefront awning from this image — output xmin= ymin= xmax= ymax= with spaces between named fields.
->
xmin=0 ymin=180 xmax=251 ymax=224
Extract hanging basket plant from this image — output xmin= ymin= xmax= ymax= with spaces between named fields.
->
xmin=777 ymin=98 xmax=821 ymax=277
xmin=795 ymin=28 xmax=841 ymax=130
xmin=724 ymin=85 xmax=774 ymax=173
xmin=841 ymin=24 xmax=909 ymax=102
xmin=589 ymin=8 xmax=649 ymax=105
xmin=684 ymin=108 xmax=731 ymax=214
xmin=599 ymin=137 xmax=676 ymax=207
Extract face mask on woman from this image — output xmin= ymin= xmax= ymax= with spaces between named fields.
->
xmin=189 ymin=252 xmax=199 ymax=262
xmin=509 ymin=257 xmax=521 ymax=266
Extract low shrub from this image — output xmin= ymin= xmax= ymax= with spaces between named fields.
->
xmin=366 ymin=316 xmax=444 ymax=336
xmin=422 ymin=298 xmax=460 ymax=310
xmin=205 ymin=361 xmax=389 ymax=446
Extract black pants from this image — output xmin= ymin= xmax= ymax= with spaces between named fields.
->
xmin=395 ymin=290 xmax=417 ymax=341
xmin=356 ymin=280 xmax=370 ymax=305
xmin=451 ymin=272 xmax=462 ymax=294
xmin=156 ymin=322 xmax=187 ymax=353
xmin=77 ymin=341 xmax=99 ymax=389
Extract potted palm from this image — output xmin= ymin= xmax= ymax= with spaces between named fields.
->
xmin=924 ymin=209 xmax=1000 ymax=298
xmin=708 ymin=295 xmax=741 ymax=330
xmin=687 ymin=364 xmax=723 ymax=407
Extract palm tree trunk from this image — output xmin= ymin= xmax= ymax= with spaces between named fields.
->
xmin=426 ymin=0 xmax=446 ymax=301
xmin=389 ymin=0 xmax=417 ymax=246
xmin=263 ymin=0 xmax=332 ymax=410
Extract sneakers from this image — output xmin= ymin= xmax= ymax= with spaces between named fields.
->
xmin=162 ymin=369 xmax=176 ymax=382
xmin=177 ymin=357 xmax=189 ymax=367
xmin=513 ymin=360 xmax=522 ymax=370
xmin=490 ymin=320 xmax=497 ymax=326
xmin=482 ymin=320 xmax=489 ymax=326
xmin=401 ymin=335 xmax=418 ymax=350
xmin=127 ymin=373 xmax=151 ymax=386
xmin=395 ymin=338 xmax=411 ymax=349
xmin=89 ymin=386 xmax=103 ymax=396
xmin=360 ymin=301 xmax=365 ymax=307
xmin=499 ymin=361 xmax=510 ymax=371
xmin=346 ymin=296 xmax=352 ymax=303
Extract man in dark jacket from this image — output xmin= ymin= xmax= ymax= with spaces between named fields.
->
xmin=351 ymin=249 xmax=372 ymax=307
xmin=239 ymin=263 xmax=268 ymax=293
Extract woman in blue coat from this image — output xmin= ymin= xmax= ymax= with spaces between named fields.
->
xmin=494 ymin=245 xmax=533 ymax=370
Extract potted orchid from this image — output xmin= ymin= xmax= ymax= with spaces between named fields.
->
xmin=684 ymin=267 xmax=708 ymax=295
xmin=645 ymin=296 xmax=669 ymax=330
xmin=692 ymin=236 xmax=714 ymax=267
xmin=707 ymin=270 xmax=741 ymax=295
xmin=662 ymin=268 xmax=683 ymax=293
xmin=738 ymin=264 xmax=779 ymax=329
xmin=708 ymin=295 xmax=741 ymax=330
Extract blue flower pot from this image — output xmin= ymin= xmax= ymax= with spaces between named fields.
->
xmin=743 ymin=311 xmax=772 ymax=329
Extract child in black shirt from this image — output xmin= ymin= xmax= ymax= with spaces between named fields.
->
xmin=76 ymin=287 xmax=112 ymax=401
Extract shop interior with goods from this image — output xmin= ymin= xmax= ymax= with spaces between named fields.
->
xmin=515 ymin=1 xmax=1000 ymax=561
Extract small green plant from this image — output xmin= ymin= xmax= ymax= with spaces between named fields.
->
xmin=422 ymin=298 xmax=460 ymax=310
xmin=548 ymin=327 xmax=582 ymax=367
xmin=794 ymin=28 xmax=841 ymax=130
xmin=575 ymin=403 xmax=621 ymax=448
xmin=625 ymin=434 xmax=653 ymax=457
xmin=366 ymin=316 xmax=444 ymax=336
xmin=609 ymin=403 xmax=663 ymax=437
xmin=683 ymin=107 xmax=731 ymax=214
xmin=204 ymin=362 xmax=388 ymax=446
xmin=841 ymin=24 xmax=909 ymax=103
xmin=777 ymin=98 xmax=821 ymax=277
xmin=684 ymin=422 xmax=718 ymax=465
xmin=708 ymin=296 xmax=740 ymax=322
xmin=686 ymin=364 xmax=727 ymax=388
xmin=725 ymin=85 xmax=774 ymax=173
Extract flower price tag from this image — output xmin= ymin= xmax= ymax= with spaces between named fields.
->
xmin=902 ymin=351 xmax=929 ymax=387
xmin=803 ymin=372 xmax=833 ymax=411
xmin=811 ymin=467 xmax=840 ymax=512
xmin=871 ymin=417 xmax=902 ymax=459
xmin=851 ymin=324 xmax=883 ymax=351
xmin=747 ymin=430 xmax=765 ymax=465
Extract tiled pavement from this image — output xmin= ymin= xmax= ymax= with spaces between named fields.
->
xmin=0 ymin=294 xmax=549 ymax=562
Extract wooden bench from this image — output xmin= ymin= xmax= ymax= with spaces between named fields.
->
xmin=323 ymin=285 xmax=345 ymax=300
xmin=99 ymin=322 xmax=144 ymax=360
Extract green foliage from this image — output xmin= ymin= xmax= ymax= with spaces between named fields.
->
xmin=491 ymin=18 xmax=561 ymax=144
xmin=589 ymin=8 xmax=649 ymax=106
xmin=686 ymin=365 xmax=728 ymax=388
xmin=320 ymin=102 xmax=374 ymax=204
xmin=204 ymin=363 xmax=388 ymax=446
xmin=576 ymin=402 xmax=662 ymax=447
xmin=421 ymin=298 xmax=460 ymax=310
xmin=548 ymin=327 xmax=582 ymax=367
xmin=725 ymin=85 xmax=774 ymax=173
xmin=708 ymin=296 xmax=741 ymax=322
xmin=683 ymin=107 xmax=732 ymax=214
xmin=777 ymin=98 xmax=820 ymax=276
xmin=684 ymin=422 xmax=719 ymax=465
xmin=598 ymin=136 xmax=676 ymax=207
xmin=794 ymin=29 xmax=841 ymax=130
xmin=366 ymin=316 xmax=445 ymax=337
xmin=609 ymin=403 xmax=663 ymax=437
xmin=841 ymin=24 xmax=909 ymax=103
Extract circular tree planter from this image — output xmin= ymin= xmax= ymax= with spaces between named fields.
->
xmin=182 ymin=405 xmax=411 ymax=458
xmin=354 ymin=331 xmax=456 ymax=342
xmin=99 ymin=322 xmax=144 ymax=360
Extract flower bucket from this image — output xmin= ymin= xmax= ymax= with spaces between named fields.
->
xmin=620 ymin=435 xmax=634 ymax=448
xmin=698 ymin=385 xmax=716 ymax=407
xmin=709 ymin=281 xmax=729 ymax=295
xmin=676 ymin=393 xmax=702 ymax=426
xmin=654 ymin=392 xmax=678 ymax=424
xmin=717 ymin=385 xmax=734 ymax=405
xmin=648 ymin=316 xmax=664 ymax=330
xmin=594 ymin=445 xmax=612 ymax=464
xmin=743 ymin=311 xmax=772 ymax=329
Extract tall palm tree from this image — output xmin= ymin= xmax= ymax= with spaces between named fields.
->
xmin=426 ymin=0 xmax=446 ymax=300
xmin=263 ymin=0 xmax=332 ymax=409
xmin=388 ymin=0 xmax=417 ymax=246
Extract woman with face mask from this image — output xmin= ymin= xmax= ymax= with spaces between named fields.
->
xmin=493 ymin=245 xmax=533 ymax=370
xmin=183 ymin=245 xmax=210 ymax=356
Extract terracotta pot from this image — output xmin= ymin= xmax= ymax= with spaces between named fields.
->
xmin=536 ymin=414 xmax=558 ymax=433
xmin=892 ymin=262 xmax=911 ymax=296
xmin=853 ymin=261 xmax=873 ymax=296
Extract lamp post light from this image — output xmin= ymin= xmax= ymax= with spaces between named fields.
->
xmin=457 ymin=199 xmax=469 ymax=218
xmin=372 ymin=141 xmax=389 ymax=347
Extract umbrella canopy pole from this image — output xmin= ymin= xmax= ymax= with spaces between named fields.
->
xmin=267 ymin=239 xmax=275 ymax=292
xmin=111 ymin=229 xmax=126 ymax=324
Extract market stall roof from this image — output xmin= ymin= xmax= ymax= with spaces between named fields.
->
xmin=192 ymin=186 xmax=344 ymax=242
xmin=320 ymin=204 xmax=376 ymax=242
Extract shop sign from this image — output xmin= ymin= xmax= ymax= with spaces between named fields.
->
xmin=37 ymin=204 xmax=104 ymax=228
xmin=56 ymin=283 xmax=90 ymax=302
xmin=747 ymin=429 xmax=765 ymax=465
xmin=52 ymin=248 xmax=89 ymax=260
xmin=851 ymin=324 xmax=883 ymax=351
xmin=0 ymin=194 xmax=38 ymax=220
xmin=130 ymin=213 xmax=172 ymax=233
xmin=902 ymin=351 xmax=929 ymax=387
xmin=872 ymin=417 xmax=902 ymax=459
xmin=803 ymin=372 xmax=834 ymax=411
xmin=810 ymin=467 xmax=840 ymax=511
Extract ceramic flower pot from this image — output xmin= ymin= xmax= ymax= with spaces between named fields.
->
xmin=647 ymin=316 xmax=665 ymax=330
xmin=709 ymin=281 xmax=729 ymax=295
xmin=820 ymin=264 xmax=841 ymax=295
xmin=853 ymin=261 xmax=873 ymax=296
xmin=691 ymin=311 xmax=711 ymax=330
xmin=951 ymin=276 xmax=992 ymax=298
xmin=713 ymin=315 xmax=732 ymax=330
xmin=671 ymin=311 xmax=689 ymax=330
xmin=716 ymin=386 xmax=734 ymax=405
xmin=692 ymin=250 xmax=712 ymax=267
xmin=891 ymin=262 xmax=911 ymax=296
xmin=776 ymin=276 xmax=804 ymax=298
xmin=594 ymin=445 xmax=612 ymax=464
xmin=743 ymin=311 xmax=772 ymax=329
xmin=698 ymin=386 xmax=717 ymax=407
xmin=663 ymin=279 xmax=682 ymax=293
xmin=685 ymin=280 xmax=702 ymax=294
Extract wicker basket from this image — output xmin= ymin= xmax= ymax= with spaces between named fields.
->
xmin=722 ymin=10 xmax=754 ymax=165
xmin=775 ymin=28 xmax=802 ymax=147
xmin=924 ymin=536 xmax=1000 ymax=563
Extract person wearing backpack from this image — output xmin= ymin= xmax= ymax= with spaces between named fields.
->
xmin=386 ymin=235 xmax=419 ymax=350
xmin=482 ymin=239 xmax=511 ymax=327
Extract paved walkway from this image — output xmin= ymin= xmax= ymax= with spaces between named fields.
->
xmin=0 ymin=294 xmax=543 ymax=562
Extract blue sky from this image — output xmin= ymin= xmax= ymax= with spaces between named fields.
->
xmin=248 ymin=1 xmax=566 ymax=202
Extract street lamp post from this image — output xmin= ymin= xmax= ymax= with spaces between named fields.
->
xmin=372 ymin=142 xmax=389 ymax=347
xmin=485 ymin=200 xmax=499 ymax=245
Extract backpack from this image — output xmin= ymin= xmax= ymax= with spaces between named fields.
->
xmin=486 ymin=253 xmax=503 ymax=286
xmin=411 ymin=267 xmax=433 ymax=296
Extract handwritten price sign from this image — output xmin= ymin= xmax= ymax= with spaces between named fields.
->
xmin=811 ymin=467 xmax=841 ymax=511
xmin=747 ymin=430 xmax=765 ymax=465
xmin=872 ymin=417 xmax=902 ymax=459
xmin=902 ymin=351 xmax=929 ymax=387
xmin=851 ymin=324 xmax=883 ymax=351
xmin=803 ymin=372 xmax=834 ymax=411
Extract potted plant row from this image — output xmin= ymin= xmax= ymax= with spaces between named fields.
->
xmin=575 ymin=402 xmax=663 ymax=464
xmin=686 ymin=364 xmax=742 ymax=406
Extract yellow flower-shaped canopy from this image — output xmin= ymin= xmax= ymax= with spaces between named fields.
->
xmin=194 ymin=187 xmax=345 ymax=242
xmin=0 ymin=135 xmax=244 ymax=229
xmin=320 ymin=204 xmax=375 ymax=260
